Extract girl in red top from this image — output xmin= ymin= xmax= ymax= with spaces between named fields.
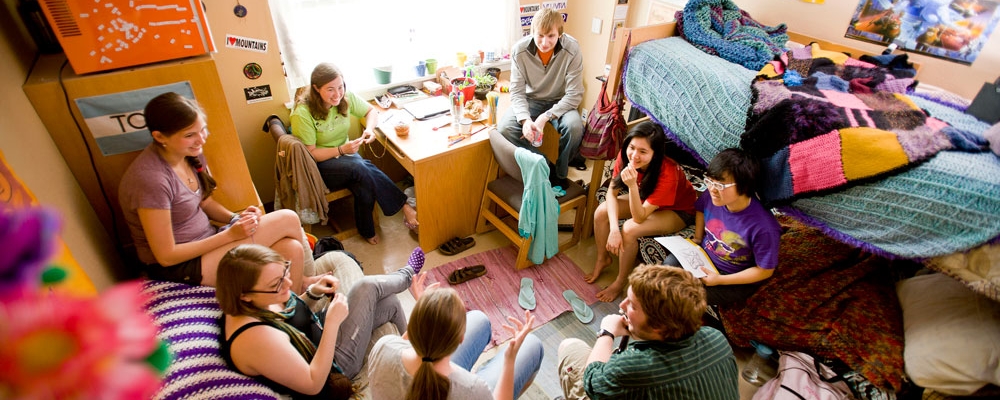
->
xmin=588 ymin=121 xmax=698 ymax=302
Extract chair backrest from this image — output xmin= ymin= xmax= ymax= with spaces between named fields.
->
xmin=488 ymin=128 xmax=523 ymax=183
xmin=266 ymin=115 xmax=290 ymax=143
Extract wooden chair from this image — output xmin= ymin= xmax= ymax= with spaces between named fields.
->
xmin=476 ymin=126 xmax=587 ymax=270
xmin=265 ymin=115 xmax=376 ymax=240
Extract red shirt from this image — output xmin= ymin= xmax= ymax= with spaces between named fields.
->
xmin=614 ymin=155 xmax=697 ymax=212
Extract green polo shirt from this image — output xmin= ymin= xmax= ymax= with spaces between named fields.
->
xmin=289 ymin=91 xmax=370 ymax=148
xmin=583 ymin=326 xmax=739 ymax=399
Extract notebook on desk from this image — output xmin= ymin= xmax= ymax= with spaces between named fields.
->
xmin=403 ymin=96 xmax=451 ymax=120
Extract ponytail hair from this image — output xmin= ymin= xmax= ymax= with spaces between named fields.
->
xmin=144 ymin=92 xmax=217 ymax=199
xmin=405 ymin=289 xmax=466 ymax=400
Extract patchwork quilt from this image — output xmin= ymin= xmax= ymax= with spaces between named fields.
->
xmin=742 ymin=44 xmax=979 ymax=205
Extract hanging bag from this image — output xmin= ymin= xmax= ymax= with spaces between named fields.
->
xmin=580 ymin=33 xmax=631 ymax=160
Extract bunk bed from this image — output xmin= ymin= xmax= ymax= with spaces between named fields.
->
xmin=605 ymin=20 xmax=1000 ymax=396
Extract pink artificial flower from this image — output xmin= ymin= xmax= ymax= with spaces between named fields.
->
xmin=0 ymin=281 xmax=162 ymax=400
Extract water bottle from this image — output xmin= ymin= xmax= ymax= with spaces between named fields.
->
xmin=741 ymin=343 xmax=776 ymax=386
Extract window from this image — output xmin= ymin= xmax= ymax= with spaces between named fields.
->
xmin=270 ymin=0 xmax=522 ymax=94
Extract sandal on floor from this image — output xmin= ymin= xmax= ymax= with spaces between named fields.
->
xmin=438 ymin=236 xmax=475 ymax=256
xmin=447 ymin=264 xmax=487 ymax=285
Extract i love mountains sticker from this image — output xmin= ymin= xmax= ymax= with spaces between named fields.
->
xmin=225 ymin=34 xmax=268 ymax=53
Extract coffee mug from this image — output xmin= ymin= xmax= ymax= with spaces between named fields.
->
xmin=425 ymin=58 xmax=438 ymax=74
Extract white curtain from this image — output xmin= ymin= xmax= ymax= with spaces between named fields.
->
xmin=269 ymin=0 xmax=522 ymax=93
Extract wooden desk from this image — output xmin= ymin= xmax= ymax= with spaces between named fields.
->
xmin=374 ymin=98 xmax=495 ymax=251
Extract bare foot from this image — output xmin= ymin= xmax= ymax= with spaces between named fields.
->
xmin=596 ymin=281 xmax=624 ymax=302
xmin=366 ymin=235 xmax=380 ymax=245
xmin=402 ymin=204 xmax=419 ymax=231
xmin=586 ymin=257 xmax=613 ymax=284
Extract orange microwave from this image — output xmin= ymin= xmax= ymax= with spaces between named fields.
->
xmin=37 ymin=0 xmax=215 ymax=74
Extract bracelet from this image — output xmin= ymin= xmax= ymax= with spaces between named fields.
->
xmin=304 ymin=284 xmax=325 ymax=300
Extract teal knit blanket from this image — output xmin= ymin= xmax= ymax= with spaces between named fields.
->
xmin=675 ymin=0 xmax=788 ymax=70
xmin=624 ymin=38 xmax=1000 ymax=259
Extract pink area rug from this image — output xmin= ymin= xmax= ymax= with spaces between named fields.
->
xmin=427 ymin=246 xmax=600 ymax=347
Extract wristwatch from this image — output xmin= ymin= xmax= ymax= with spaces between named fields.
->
xmin=544 ymin=111 xmax=555 ymax=121
xmin=596 ymin=329 xmax=615 ymax=340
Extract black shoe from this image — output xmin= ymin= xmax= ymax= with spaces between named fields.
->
xmin=569 ymin=156 xmax=587 ymax=171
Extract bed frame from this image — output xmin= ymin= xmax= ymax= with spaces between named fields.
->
xmin=580 ymin=22 xmax=920 ymax=239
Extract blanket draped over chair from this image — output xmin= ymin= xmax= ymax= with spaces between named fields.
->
xmin=624 ymin=37 xmax=1000 ymax=259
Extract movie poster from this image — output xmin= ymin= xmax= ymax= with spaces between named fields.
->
xmin=845 ymin=0 xmax=1000 ymax=65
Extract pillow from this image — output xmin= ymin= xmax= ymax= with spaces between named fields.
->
xmin=897 ymin=273 xmax=1000 ymax=395
xmin=141 ymin=281 xmax=279 ymax=400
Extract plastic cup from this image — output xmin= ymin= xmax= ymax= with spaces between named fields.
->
xmin=374 ymin=66 xmax=392 ymax=84
xmin=456 ymin=52 xmax=467 ymax=68
xmin=415 ymin=63 xmax=426 ymax=77
xmin=425 ymin=58 xmax=438 ymax=74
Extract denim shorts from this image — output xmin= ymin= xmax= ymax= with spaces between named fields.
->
xmin=144 ymin=257 xmax=203 ymax=286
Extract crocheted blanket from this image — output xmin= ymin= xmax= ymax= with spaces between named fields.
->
xmin=721 ymin=216 xmax=906 ymax=393
xmin=624 ymin=38 xmax=1000 ymax=259
xmin=742 ymin=44 xmax=961 ymax=204
xmin=675 ymin=0 xmax=788 ymax=70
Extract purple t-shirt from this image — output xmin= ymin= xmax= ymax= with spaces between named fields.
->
xmin=118 ymin=145 xmax=215 ymax=265
xmin=695 ymin=191 xmax=780 ymax=275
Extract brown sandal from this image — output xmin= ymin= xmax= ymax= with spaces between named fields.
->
xmin=438 ymin=236 xmax=475 ymax=256
xmin=447 ymin=264 xmax=487 ymax=285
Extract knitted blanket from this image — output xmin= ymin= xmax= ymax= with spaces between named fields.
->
xmin=742 ymin=44 xmax=960 ymax=204
xmin=721 ymin=216 xmax=906 ymax=392
xmin=623 ymin=38 xmax=1000 ymax=259
xmin=624 ymin=37 xmax=757 ymax=166
xmin=675 ymin=0 xmax=788 ymax=70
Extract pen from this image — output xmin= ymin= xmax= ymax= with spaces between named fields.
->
xmin=448 ymin=125 xmax=489 ymax=147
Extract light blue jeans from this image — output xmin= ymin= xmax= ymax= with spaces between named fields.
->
xmin=498 ymin=100 xmax=583 ymax=181
xmin=452 ymin=310 xmax=544 ymax=398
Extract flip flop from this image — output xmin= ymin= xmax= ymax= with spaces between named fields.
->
xmin=438 ymin=236 xmax=475 ymax=256
xmin=447 ymin=264 xmax=487 ymax=285
xmin=518 ymin=277 xmax=536 ymax=310
xmin=563 ymin=290 xmax=593 ymax=324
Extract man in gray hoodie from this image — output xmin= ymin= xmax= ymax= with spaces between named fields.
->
xmin=498 ymin=7 xmax=585 ymax=189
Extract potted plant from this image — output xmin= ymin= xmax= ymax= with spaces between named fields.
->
xmin=473 ymin=73 xmax=497 ymax=100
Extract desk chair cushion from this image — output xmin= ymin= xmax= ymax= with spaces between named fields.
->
xmin=488 ymin=129 xmax=523 ymax=182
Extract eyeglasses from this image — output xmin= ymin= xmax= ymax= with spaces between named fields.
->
xmin=703 ymin=177 xmax=737 ymax=192
xmin=245 ymin=260 xmax=291 ymax=294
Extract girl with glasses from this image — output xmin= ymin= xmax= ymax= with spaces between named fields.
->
xmin=216 ymin=244 xmax=426 ymax=399
xmin=588 ymin=121 xmax=699 ymax=302
xmin=119 ymin=92 xmax=317 ymax=292
xmin=665 ymin=148 xmax=781 ymax=307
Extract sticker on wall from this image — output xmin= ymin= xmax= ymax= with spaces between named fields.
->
xmin=243 ymin=62 xmax=262 ymax=80
xmin=244 ymin=84 xmax=272 ymax=104
xmin=520 ymin=4 xmax=540 ymax=14
xmin=234 ymin=2 xmax=248 ymax=18
xmin=542 ymin=1 xmax=567 ymax=10
xmin=521 ymin=15 xmax=533 ymax=27
xmin=225 ymin=34 xmax=268 ymax=53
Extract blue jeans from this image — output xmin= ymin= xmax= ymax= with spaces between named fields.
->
xmin=451 ymin=310 xmax=544 ymax=398
xmin=332 ymin=267 xmax=412 ymax=378
xmin=498 ymin=100 xmax=583 ymax=181
xmin=315 ymin=154 xmax=407 ymax=239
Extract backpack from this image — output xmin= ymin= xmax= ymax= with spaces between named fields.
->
xmin=753 ymin=351 xmax=857 ymax=400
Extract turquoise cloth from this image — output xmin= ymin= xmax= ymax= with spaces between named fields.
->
xmin=515 ymin=148 xmax=559 ymax=264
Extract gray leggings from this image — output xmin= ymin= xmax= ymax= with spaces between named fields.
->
xmin=328 ymin=267 xmax=412 ymax=378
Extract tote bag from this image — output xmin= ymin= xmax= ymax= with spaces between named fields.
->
xmin=580 ymin=34 xmax=631 ymax=160
xmin=753 ymin=351 xmax=857 ymax=400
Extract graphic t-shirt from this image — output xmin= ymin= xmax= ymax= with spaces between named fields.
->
xmin=695 ymin=191 xmax=780 ymax=275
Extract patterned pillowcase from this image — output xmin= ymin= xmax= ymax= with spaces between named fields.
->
xmin=141 ymin=280 xmax=279 ymax=400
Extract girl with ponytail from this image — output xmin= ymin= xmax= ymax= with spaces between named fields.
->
xmin=119 ymin=92 xmax=318 ymax=292
xmin=368 ymin=277 xmax=543 ymax=400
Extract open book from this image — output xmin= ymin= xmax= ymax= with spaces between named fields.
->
xmin=653 ymin=236 xmax=718 ymax=278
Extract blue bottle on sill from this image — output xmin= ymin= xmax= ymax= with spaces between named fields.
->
xmin=741 ymin=342 xmax=776 ymax=386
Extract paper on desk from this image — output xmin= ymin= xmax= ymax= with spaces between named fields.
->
xmin=652 ymin=236 xmax=717 ymax=278
xmin=377 ymin=110 xmax=412 ymax=131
